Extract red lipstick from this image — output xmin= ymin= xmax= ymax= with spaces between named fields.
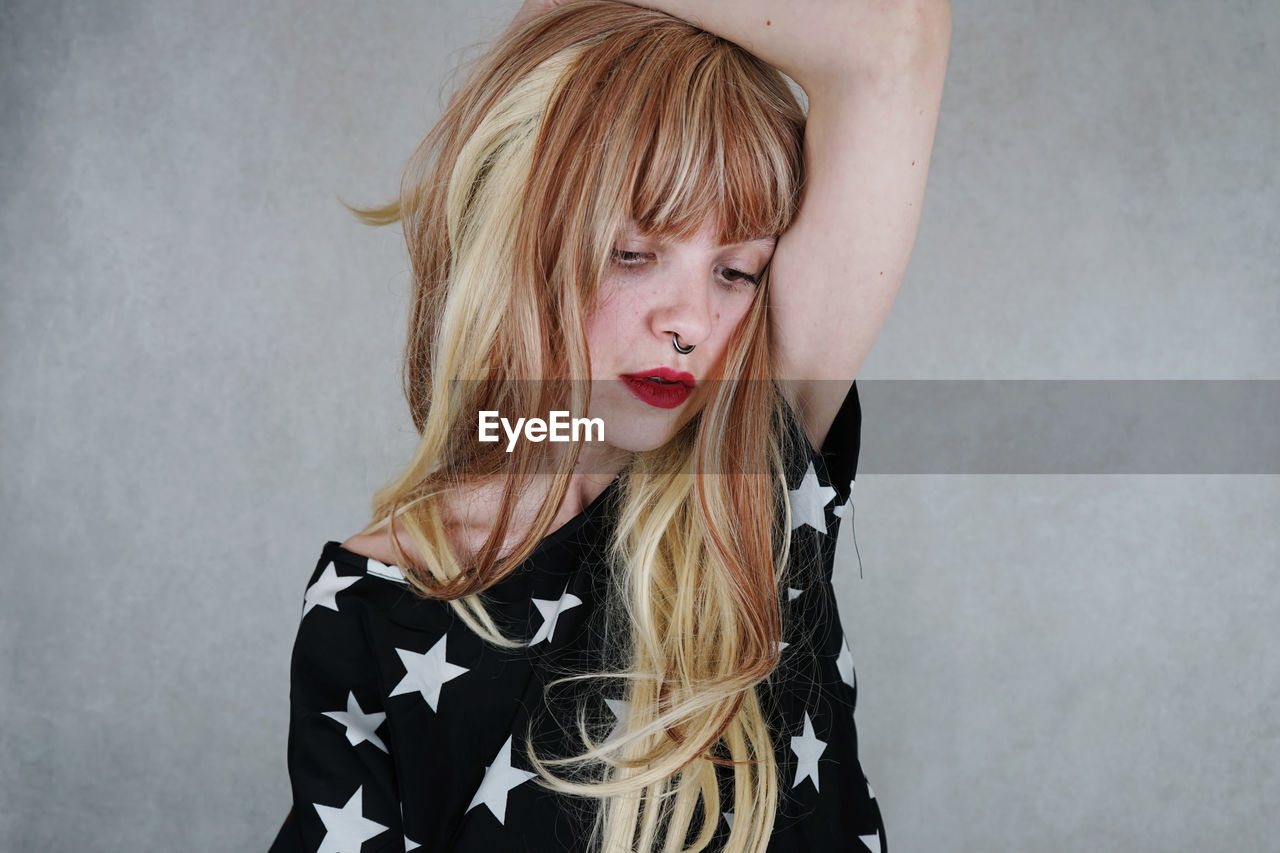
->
xmin=619 ymin=367 xmax=696 ymax=409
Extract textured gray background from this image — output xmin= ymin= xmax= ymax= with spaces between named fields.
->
xmin=2 ymin=0 xmax=1276 ymax=850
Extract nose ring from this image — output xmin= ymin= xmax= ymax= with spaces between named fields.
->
xmin=672 ymin=333 xmax=695 ymax=355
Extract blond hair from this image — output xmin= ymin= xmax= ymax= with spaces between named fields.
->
xmin=355 ymin=3 xmax=806 ymax=849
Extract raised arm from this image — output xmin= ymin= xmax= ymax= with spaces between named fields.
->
xmin=652 ymin=1 xmax=952 ymax=451
xmin=515 ymin=0 xmax=952 ymax=449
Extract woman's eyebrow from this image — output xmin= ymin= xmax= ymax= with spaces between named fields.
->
xmin=734 ymin=235 xmax=778 ymax=251
xmin=616 ymin=228 xmax=777 ymax=251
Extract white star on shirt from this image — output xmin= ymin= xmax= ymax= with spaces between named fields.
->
xmin=389 ymin=634 xmax=469 ymax=712
xmin=365 ymin=556 xmax=406 ymax=585
xmin=466 ymin=734 xmax=538 ymax=824
xmin=723 ymin=811 xmax=735 ymax=829
xmin=313 ymin=785 xmax=388 ymax=853
xmin=323 ymin=692 xmax=387 ymax=753
xmin=787 ymin=587 xmax=804 ymax=601
xmin=604 ymin=696 xmax=631 ymax=744
xmin=837 ymin=635 xmax=856 ymax=689
xmin=790 ymin=711 xmax=827 ymax=792
xmin=529 ymin=586 xmax=583 ymax=644
xmin=789 ymin=462 xmax=837 ymax=535
xmin=302 ymin=563 xmax=361 ymax=618
xmin=860 ymin=833 xmax=882 ymax=853
xmin=833 ymin=480 xmax=855 ymax=518
xmin=401 ymin=803 xmax=420 ymax=851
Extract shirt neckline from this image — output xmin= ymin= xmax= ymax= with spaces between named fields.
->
xmin=328 ymin=473 xmax=621 ymax=572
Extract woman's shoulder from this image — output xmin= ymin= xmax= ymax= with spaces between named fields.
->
xmin=296 ymin=537 xmax=462 ymax=643
xmin=338 ymin=512 xmax=481 ymax=575
xmin=302 ymin=538 xmax=414 ymax=607
xmin=340 ymin=481 xmax=534 ymax=571
xmin=339 ymin=528 xmax=404 ymax=570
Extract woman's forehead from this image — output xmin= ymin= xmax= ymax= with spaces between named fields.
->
xmin=618 ymin=216 xmax=777 ymax=249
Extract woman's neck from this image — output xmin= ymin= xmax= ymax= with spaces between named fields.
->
xmin=346 ymin=441 xmax=630 ymax=568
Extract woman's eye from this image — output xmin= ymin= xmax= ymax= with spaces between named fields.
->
xmin=610 ymin=248 xmax=650 ymax=266
xmin=718 ymin=266 xmax=761 ymax=286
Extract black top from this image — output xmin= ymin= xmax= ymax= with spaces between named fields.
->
xmin=269 ymin=381 xmax=883 ymax=852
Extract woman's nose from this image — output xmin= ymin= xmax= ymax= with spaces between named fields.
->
xmin=652 ymin=268 xmax=713 ymax=347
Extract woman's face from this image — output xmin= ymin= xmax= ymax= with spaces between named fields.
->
xmin=583 ymin=217 xmax=777 ymax=454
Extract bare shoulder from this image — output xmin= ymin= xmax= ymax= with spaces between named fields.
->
xmin=340 ymin=495 xmax=490 ymax=569
xmin=341 ymin=527 xmax=407 ymax=568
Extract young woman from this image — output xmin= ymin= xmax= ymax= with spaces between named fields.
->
xmin=270 ymin=1 xmax=949 ymax=851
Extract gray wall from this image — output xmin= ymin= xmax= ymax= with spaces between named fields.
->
xmin=2 ymin=0 xmax=1275 ymax=850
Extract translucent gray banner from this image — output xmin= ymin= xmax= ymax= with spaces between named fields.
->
xmin=437 ymin=380 xmax=1277 ymax=475
xmin=857 ymin=380 xmax=1279 ymax=474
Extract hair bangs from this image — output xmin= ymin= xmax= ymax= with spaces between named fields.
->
xmin=617 ymin=36 xmax=805 ymax=246
xmin=518 ymin=10 xmax=805 ymax=296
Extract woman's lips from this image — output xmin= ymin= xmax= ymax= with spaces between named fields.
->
xmin=619 ymin=368 xmax=696 ymax=409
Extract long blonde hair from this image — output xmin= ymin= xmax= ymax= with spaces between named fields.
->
xmin=356 ymin=3 xmax=807 ymax=850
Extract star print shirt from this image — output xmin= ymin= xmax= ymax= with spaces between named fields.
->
xmin=268 ymin=380 xmax=884 ymax=852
